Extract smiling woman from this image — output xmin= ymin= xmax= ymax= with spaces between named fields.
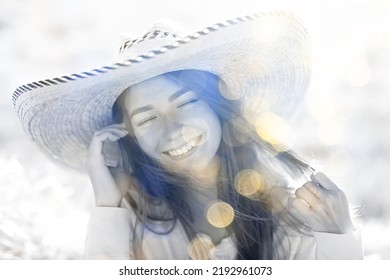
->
xmin=12 ymin=12 xmax=364 ymax=259
xmin=122 ymin=73 xmax=222 ymax=173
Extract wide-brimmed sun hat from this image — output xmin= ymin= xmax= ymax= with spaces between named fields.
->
xmin=12 ymin=11 xmax=311 ymax=168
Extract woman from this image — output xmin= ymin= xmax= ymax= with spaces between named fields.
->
xmin=12 ymin=12 xmax=363 ymax=259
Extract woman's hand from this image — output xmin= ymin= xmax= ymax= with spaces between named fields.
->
xmin=87 ymin=123 xmax=128 ymax=207
xmin=288 ymin=172 xmax=354 ymax=234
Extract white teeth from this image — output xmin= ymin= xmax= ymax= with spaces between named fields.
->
xmin=165 ymin=137 xmax=200 ymax=157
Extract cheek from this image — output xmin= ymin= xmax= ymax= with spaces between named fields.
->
xmin=186 ymin=110 xmax=222 ymax=151
xmin=207 ymin=116 xmax=222 ymax=148
xmin=133 ymin=127 xmax=161 ymax=157
xmin=186 ymin=106 xmax=220 ymax=129
xmin=200 ymin=109 xmax=222 ymax=138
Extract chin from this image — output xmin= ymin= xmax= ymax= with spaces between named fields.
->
xmin=161 ymin=157 xmax=212 ymax=174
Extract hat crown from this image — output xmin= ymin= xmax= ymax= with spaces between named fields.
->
xmin=118 ymin=20 xmax=188 ymax=60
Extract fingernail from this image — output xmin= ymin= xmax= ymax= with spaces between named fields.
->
xmin=310 ymin=171 xmax=321 ymax=181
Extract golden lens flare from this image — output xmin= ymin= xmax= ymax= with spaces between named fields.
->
xmin=242 ymin=96 xmax=270 ymax=125
xmin=187 ymin=235 xmax=215 ymax=260
xmin=206 ymin=201 xmax=235 ymax=228
xmin=218 ymin=79 xmax=244 ymax=100
xmin=234 ymin=169 xmax=263 ymax=197
xmin=255 ymin=112 xmax=292 ymax=146
xmin=231 ymin=118 xmax=251 ymax=145
xmin=195 ymin=156 xmax=220 ymax=186
xmin=222 ymin=119 xmax=251 ymax=147
xmin=262 ymin=187 xmax=290 ymax=214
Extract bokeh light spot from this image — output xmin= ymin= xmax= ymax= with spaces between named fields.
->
xmin=255 ymin=112 xmax=293 ymax=146
xmin=195 ymin=156 xmax=220 ymax=186
xmin=218 ymin=79 xmax=244 ymax=100
xmin=187 ymin=235 xmax=215 ymax=260
xmin=234 ymin=169 xmax=264 ymax=197
xmin=206 ymin=201 xmax=234 ymax=228
xmin=222 ymin=118 xmax=251 ymax=147
xmin=262 ymin=187 xmax=290 ymax=214
xmin=242 ymin=96 xmax=270 ymax=125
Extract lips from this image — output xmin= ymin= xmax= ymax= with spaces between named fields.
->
xmin=162 ymin=135 xmax=203 ymax=159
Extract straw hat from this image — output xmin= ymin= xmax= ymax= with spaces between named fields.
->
xmin=12 ymin=11 xmax=311 ymax=168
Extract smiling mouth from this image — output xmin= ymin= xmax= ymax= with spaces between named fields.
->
xmin=162 ymin=135 xmax=203 ymax=159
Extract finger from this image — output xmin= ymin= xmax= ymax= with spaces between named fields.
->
xmin=287 ymin=197 xmax=308 ymax=224
xmin=310 ymin=172 xmax=339 ymax=191
xmin=93 ymin=131 xmax=118 ymax=142
xmin=96 ymin=123 xmax=128 ymax=132
xmin=289 ymin=196 xmax=313 ymax=217
xmin=301 ymin=181 xmax=321 ymax=199
xmin=95 ymin=126 xmax=128 ymax=135
xmin=92 ymin=133 xmax=121 ymax=147
xmin=106 ymin=134 xmax=122 ymax=142
xmin=94 ymin=128 xmax=128 ymax=139
xmin=89 ymin=137 xmax=103 ymax=151
xmin=107 ymin=123 xmax=127 ymax=131
xmin=106 ymin=123 xmax=127 ymax=129
xmin=295 ymin=186 xmax=320 ymax=209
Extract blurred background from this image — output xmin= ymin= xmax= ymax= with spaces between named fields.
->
xmin=1 ymin=0 xmax=389 ymax=259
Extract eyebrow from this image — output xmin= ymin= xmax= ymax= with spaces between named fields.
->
xmin=168 ymin=87 xmax=191 ymax=101
xmin=129 ymin=105 xmax=154 ymax=119
xmin=130 ymin=87 xmax=192 ymax=118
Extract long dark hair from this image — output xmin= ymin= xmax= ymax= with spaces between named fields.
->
xmin=112 ymin=70 xmax=313 ymax=259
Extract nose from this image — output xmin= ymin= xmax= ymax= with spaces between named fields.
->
xmin=162 ymin=115 xmax=183 ymax=141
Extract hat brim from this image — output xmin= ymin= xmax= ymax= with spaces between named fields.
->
xmin=13 ymin=11 xmax=311 ymax=168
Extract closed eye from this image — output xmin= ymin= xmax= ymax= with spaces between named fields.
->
xmin=137 ymin=116 xmax=157 ymax=126
xmin=177 ymin=98 xmax=199 ymax=108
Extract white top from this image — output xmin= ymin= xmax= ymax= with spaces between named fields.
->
xmin=84 ymin=205 xmax=364 ymax=260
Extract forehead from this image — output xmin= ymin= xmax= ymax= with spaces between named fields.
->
xmin=124 ymin=75 xmax=183 ymax=111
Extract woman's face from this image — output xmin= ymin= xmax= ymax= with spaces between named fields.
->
xmin=123 ymin=74 xmax=222 ymax=173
